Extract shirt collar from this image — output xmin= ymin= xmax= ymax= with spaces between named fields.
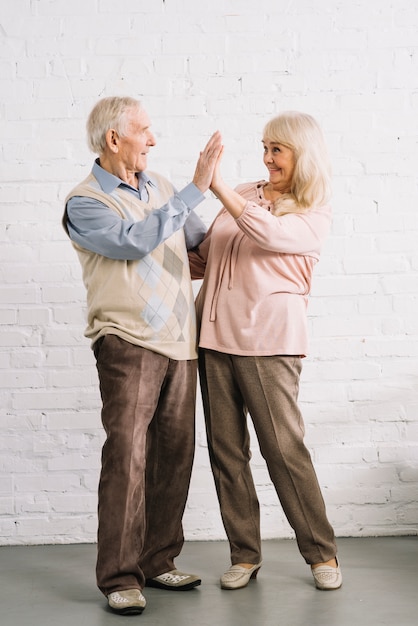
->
xmin=92 ymin=158 xmax=155 ymax=194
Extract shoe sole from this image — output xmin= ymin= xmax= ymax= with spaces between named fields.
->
xmin=315 ymin=582 xmax=343 ymax=591
xmin=109 ymin=605 xmax=145 ymax=615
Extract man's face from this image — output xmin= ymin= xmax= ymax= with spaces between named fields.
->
xmin=116 ymin=107 xmax=156 ymax=173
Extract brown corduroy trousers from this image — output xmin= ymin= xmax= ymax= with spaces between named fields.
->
xmin=199 ymin=348 xmax=337 ymax=566
xmin=94 ymin=335 xmax=197 ymax=596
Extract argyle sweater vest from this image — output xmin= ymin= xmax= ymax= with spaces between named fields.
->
xmin=64 ymin=172 xmax=197 ymax=360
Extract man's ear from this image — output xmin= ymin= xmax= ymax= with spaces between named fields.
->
xmin=105 ymin=129 xmax=119 ymax=153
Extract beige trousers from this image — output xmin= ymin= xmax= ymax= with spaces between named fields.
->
xmin=199 ymin=348 xmax=337 ymax=566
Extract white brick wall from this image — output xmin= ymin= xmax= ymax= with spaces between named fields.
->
xmin=0 ymin=0 xmax=417 ymax=545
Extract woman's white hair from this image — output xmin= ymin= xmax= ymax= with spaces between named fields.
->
xmin=263 ymin=111 xmax=332 ymax=215
xmin=86 ymin=96 xmax=142 ymax=155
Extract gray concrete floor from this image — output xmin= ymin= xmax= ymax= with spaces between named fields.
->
xmin=0 ymin=537 xmax=417 ymax=625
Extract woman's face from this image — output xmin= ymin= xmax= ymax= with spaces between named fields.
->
xmin=262 ymin=140 xmax=295 ymax=193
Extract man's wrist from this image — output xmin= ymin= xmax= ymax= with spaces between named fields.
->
xmin=178 ymin=182 xmax=206 ymax=210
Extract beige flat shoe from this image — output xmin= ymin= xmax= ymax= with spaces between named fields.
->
xmin=107 ymin=589 xmax=146 ymax=615
xmin=220 ymin=563 xmax=262 ymax=590
xmin=311 ymin=558 xmax=342 ymax=590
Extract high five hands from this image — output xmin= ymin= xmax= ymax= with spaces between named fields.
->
xmin=193 ymin=131 xmax=244 ymax=218
xmin=193 ymin=131 xmax=223 ymax=194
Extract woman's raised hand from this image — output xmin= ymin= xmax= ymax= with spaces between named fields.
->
xmin=209 ymin=144 xmax=224 ymax=195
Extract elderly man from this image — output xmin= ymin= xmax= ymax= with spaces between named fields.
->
xmin=63 ymin=96 xmax=221 ymax=615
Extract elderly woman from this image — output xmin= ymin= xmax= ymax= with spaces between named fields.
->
xmin=189 ymin=111 xmax=342 ymax=591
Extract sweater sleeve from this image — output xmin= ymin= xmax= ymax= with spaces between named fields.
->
xmin=235 ymin=201 xmax=332 ymax=256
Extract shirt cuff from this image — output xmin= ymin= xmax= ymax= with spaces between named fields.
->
xmin=178 ymin=183 xmax=206 ymax=211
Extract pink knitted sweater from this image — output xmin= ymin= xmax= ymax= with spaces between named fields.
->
xmin=189 ymin=181 xmax=332 ymax=357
